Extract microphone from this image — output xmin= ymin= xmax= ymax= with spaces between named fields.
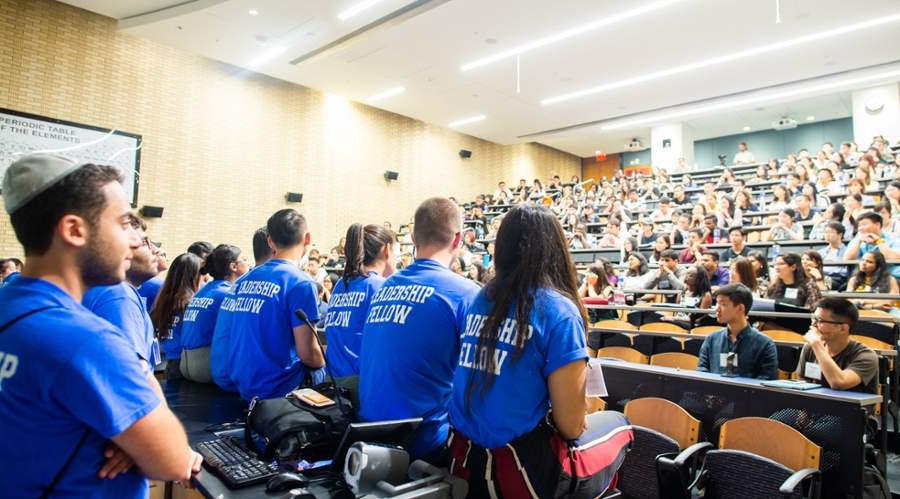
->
xmin=295 ymin=309 xmax=349 ymax=427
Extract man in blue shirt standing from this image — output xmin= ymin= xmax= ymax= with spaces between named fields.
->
xmin=229 ymin=210 xmax=325 ymax=401
xmin=84 ymin=216 xmax=163 ymax=370
xmin=0 ymin=154 xmax=200 ymax=497
xmin=698 ymin=283 xmax=778 ymax=379
xmin=359 ymin=197 xmax=480 ymax=465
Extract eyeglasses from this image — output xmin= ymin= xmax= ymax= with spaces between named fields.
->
xmin=142 ymin=237 xmax=153 ymax=251
xmin=811 ymin=316 xmax=847 ymax=327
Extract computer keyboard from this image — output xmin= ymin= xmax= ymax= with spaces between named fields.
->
xmin=197 ymin=436 xmax=279 ymax=488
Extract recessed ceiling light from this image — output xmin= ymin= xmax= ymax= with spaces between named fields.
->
xmin=449 ymin=115 xmax=486 ymax=127
xmin=249 ymin=46 xmax=286 ymax=67
xmin=807 ymin=116 xmax=815 ymax=121
xmin=542 ymin=12 xmax=900 ymax=105
xmin=338 ymin=0 xmax=385 ymax=20
xmin=485 ymin=38 xmax=497 ymax=44
xmin=249 ymin=9 xmax=258 ymax=15
xmin=599 ymin=68 xmax=900 ymax=131
xmin=367 ymin=87 xmax=405 ymax=102
xmin=743 ymin=126 xmax=751 ymax=131
xmin=460 ymin=0 xmax=684 ymax=71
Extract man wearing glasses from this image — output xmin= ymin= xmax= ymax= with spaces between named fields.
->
xmin=84 ymin=216 xmax=163 ymax=374
xmin=137 ymin=242 xmax=167 ymax=314
xmin=797 ymin=297 xmax=878 ymax=395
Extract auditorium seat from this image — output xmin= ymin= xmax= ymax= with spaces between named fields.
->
xmin=701 ymin=417 xmax=822 ymax=498
xmin=650 ymin=352 xmax=699 ymax=370
xmin=596 ymin=346 xmax=649 ymax=364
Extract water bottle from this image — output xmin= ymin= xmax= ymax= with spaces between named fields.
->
xmin=476 ymin=223 xmax=485 ymax=239
xmin=483 ymin=254 xmax=490 ymax=267
xmin=615 ymin=270 xmax=626 ymax=305
xmin=772 ymin=243 xmax=781 ymax=257
xmin=758 ymin=192 xmax=766 ymax=211
xmin=713 ymin=228 xmax=721 ymax=244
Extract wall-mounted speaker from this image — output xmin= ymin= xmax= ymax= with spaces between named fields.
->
xmin=140 ymin=206 xmax=164 ymax=218
xmin=384 ymin=171 xmax=399 ymax=181
xmin=459 ymin=150 xmax=472 ymax=158
xmin=285 ymin=192 xmax=303 ymax=203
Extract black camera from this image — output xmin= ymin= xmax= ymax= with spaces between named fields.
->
xmin=718 ymin=154 xmax=727 ymax=166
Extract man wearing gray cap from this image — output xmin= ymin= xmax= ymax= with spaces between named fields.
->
xmin=0 ymin=154 xmax=201 ymax=497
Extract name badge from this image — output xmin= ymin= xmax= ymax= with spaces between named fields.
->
xmin=719 ymin=353 xmax=738 ymax=368
xmin=685 ymin=296 xmax=699 ymax=307
xmin=659 ymin=280 xmax=671 ymax=289
xmin=804 ymin=362 xmax=822 ymax=380
xmin=784 ymin=287 xmax=799 ymax=299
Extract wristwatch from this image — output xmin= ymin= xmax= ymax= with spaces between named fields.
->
xmin=875 ymin=238 xmax=885 ymax=245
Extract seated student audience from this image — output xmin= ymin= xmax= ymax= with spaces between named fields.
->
xmin=84 ymin=216 xmax=162 ymax=369
xmin=734 ymin=141 xmax=755 ymax=165
xmin=569 ymin=223 xmax=595 ymax=249
xmin=845 ymin=212 xmax=900 ymax=279
xmin=808 ymin=203 xmax=854 ymax=241
xmin=150 ymin=253 xmax=203 ymax=380
xmin=359 ymin=197 xmax=480 ymax=464
xmin=747 ymin=250 xmax=771 ymax=290
xmin=210 ymin=227 xmax=274 ymax=392
xmin=698 ymin=283 xmax=778 ymax=379
xmin=638 ymin=218 xmax=659 ymax=245
xmin=818 ymin=221 xmax=849 ymax=290
xmin=579 ymin=262 xmax=613 ymax=304
xmin=728 ymin=257 xmax=764 ymax=297
xmin=762 ymin=208 xmax=805 ymax=242
xmin=769 ymin=184 xmax=792 ymax=211
xmin=767 ymin=253 xmax=821 ymax=310
xmin=229 ymin=209 xmax=326 ymax=401
xmin=0 ymin=154 xmax=201 ymax=497
xmin=326 ymin=223 xmax=395 ymax=379
xmin=662 ymin=264 xmax=713 ymax=329
xmin=644 ymin=249 xmax=686 ymax=301
xmin=720 ymin=227 xmax=749 ymax=262
xmin=700 ymin=214 xmax=718 ymax=244
xmin=874 ymin=200 xmax=900 ymax=236
xmin=671 ymin=184 xmax=692 ymax=207
xmin=716 ymin=195 xmax=742 ymax=229
xmin=700 ymin=250 xmax=729 ymax=291
xmin=797 ymin=298 xmax=878 ymax=407
xmin=847 ymin=251 xmax=900 ymax=315
xmin=623 ymin=251 xmax=653 ymax=289
xmin=596 ymin=215 xmax=623 ymax=248
xmin=670 ymin=213 xmax=692 ymax=245
xmin=180 ymin=244 xmax=249 ymax=383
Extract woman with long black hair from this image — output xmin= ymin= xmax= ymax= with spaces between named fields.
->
xmin=150 ymin=253 xmax=203 ymax=380
xmin=326 ymin=223 xmax=396 ymax=378
xmin=767 ymin=252 xmax=820 ymax=310
xmin=181 ymin=244 xmax=250 ymax=382
xmin=448 ymin=204 xmax=630 ymax=497
xmin=847 ymin=251 xmax=900 ymax=315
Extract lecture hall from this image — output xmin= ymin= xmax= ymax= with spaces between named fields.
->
xmin=2 ymin=0 xmax=900 ymax=498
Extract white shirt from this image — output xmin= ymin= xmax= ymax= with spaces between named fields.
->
xmin=494 ymin=188 xmax=513 ymax=199
xmin=734 ymin=150 xmax=755 ymax=165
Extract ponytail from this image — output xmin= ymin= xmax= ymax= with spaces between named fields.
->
xmin=200 ymin=244 xmax=242 ymax=280
xmin=342 ymin=223 xmax=396 ymax=287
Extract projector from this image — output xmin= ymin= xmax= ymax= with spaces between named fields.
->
xmin=626 ymin=139 xmax=646 ymax=151
xmin=772 ymin=117 xmax=797 ymax=130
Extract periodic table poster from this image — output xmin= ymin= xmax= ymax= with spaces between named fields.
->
xmin=0 ymin=108 xmax=141 ymax=206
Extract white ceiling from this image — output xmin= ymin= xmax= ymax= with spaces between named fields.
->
xmin=59 ymin=0 xmax=900 ymax=157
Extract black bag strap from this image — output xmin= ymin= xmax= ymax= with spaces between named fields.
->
xmin=40 ymin=428 xmax=91 ymax=499
xmin=0 ymin=305 xmax=57 ymax=336
xmin=244 ymin=397 xmax=267 ymax=458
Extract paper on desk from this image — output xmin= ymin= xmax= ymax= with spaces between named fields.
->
xmin=586 ymin=359 xmax=608 ymax=397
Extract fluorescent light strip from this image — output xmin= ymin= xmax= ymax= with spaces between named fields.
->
xmin=460 ymin=0 xmax=683 ymax=71
xmin=600 ymin=69 xmax=900 ymax=131
xmin=249 ymin=46 xmax=286 ymax=67
xmin=449 ymin=115 xmax=486 ymax=127
xmin=367 ymin=86 xmax=406 ymax=102
xmin=339 ymin=0 xmax=385 ymax=20
xmin=543 ymin=12 xmax=900 ymax=105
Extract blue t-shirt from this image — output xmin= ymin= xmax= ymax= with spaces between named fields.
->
xmin=84 ymin=282 xmax=161 ymax=366
xmin=211 ymin=274 xmax=251 ymax=393
xmin=449 ymin=289 xmax=588 ymax=449
xmin=325 ymin=273 xmax=386 ymax=378
xmin=1 ymin=271 xmax=20 ymax=287
xmin=358 ymin=258 xmax=480 ymax=459
xmin=137 ymin=276 xmax=163 ymax=315
xmin=181 ymin=280 xmax=231 ymax=350
xmin=162 ymin=314 xmax=184 ymax=360
xmin=229 ymin=260 xmax=321 ymax=401
xmin=0 ymin=278 xmax=160 ymax=498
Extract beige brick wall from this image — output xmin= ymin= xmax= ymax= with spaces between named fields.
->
xmin=0 ymin=0 xmax=580 ymax=259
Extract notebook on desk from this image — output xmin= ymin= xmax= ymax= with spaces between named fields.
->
xmin=760 ymin=379 xmax=822 ymax=391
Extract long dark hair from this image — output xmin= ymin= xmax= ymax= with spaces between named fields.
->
xmin=587 ymin=263 xmax=610 ymax=295
xmin=465 ymin=204 xmax=587 ymax=405
xmin=201 ymin=244 xmax=242 ymax=280
xmin=853 ymin=251 xmax=893 ymax=293
xmin=150 ymin=253 xmax=202 ymax=341
xmin=342 ymin=223 xmax=395 ymax=287
xmin=730 ymin=257 xmax=758 ymax=293
xmin=652 ymin=233 xmax=671 ymax=261
xmin=768 ymin=252 xmax=810 ymax=298
xmin=626 ymin=252 xmax=650 ymax=277
xmin=687 ymin=264 xmax=711 ymax=297
xmin=748 ymin=250 xmax=770 ymax=281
